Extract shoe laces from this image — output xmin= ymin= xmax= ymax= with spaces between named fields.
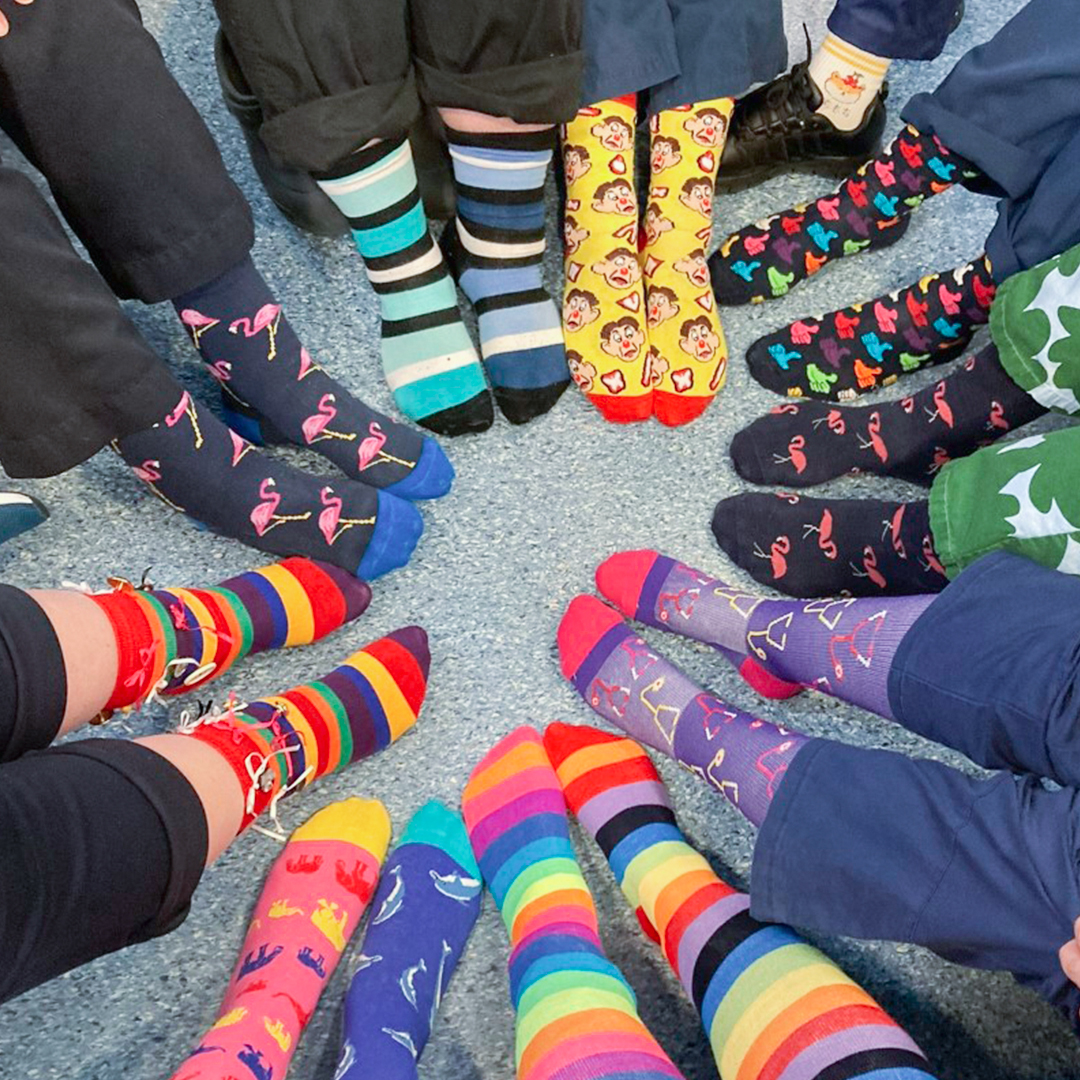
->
xmin=743 ymin=27 xmax=820 ymax=135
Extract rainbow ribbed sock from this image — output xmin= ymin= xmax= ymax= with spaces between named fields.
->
xmin=543 ymin=724 xmax=938 ymax=1080
xmin=89 ymin=558 xmax=372 ymax=714
xmin=462 ymin=726 xmax=685 ymax=1080
xmin=181 ymin=627 xmax=428 ymax=831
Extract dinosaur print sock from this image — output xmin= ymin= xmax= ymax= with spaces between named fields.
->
xmin=808 ymin=33 xmax=890 ymax=132
xmin=88 ymin=557 xmax=371 ymax=714
xmin=745 ymin=256 xmax=996 ymax=400
xmin=116 ymin=392 xmax=422 ymax=580
xmin=710 ymin=126 xmax=980 ymax=306
xmin=645 ymin=100 xmax=734 ymax=426
xmin=543 ymin=724 xmax=939 ymax=1080
xmin=335 ymin=801 xmax=483 ymax=1080
xmin=561 ymin=97 xmax=652 ymax=423
xmin=315 ymin=140 xmax=493 ymax=437
xmin=711 ymin=492 xmax=947 ymax=597
xmin=558 ymin=596 xmax=807 ymax=826
xmin=168 ymin=798 xmax=389 ymax=1080
xmin=443 ymin=127 xmax=570 ymax=425
xmin=174 ymin=257 xmax=453 ymax=500
xmin=179 ymin=627 xmax=428 ymax=831
xmin=462 ymin=726 xmax=688 ymax=1080
xmin=731 ymin=343 xmax=1046 ymax=488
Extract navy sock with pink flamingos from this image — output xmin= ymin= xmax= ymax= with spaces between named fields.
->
xmin=173 ymin=257 xmax=453 ymax=501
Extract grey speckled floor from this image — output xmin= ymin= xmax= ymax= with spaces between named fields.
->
xmin=2 ymin=1 xmax=1078 ymax=1077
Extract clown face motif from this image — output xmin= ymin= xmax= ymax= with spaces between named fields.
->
xmin=564 ymin=216 xmax=590 ymax=256
xmin=600 ymin=317 xmax=646 ymax=362
xmin=563 ymin=289 xmax=601 ymax=331
xmin=647 ymin=286 xmax=681 ymax=327
xmin=566 ymin=350 xmax=597 ymax=390
xmin=592 ymin=180 xmax=637 ymax=216
xmin=563 ymin=144 xmax=592 ymax=184
xmin=684 ymin=108 xmax=728 ymax=147
xmin=674 ymin=249 xmax=710 ymax=288
xmin=679 ymin=316 xmax=721 ymax=362
xmin=590 ymin=116 xmax=633 ymax=151
xmin=644 ymin=203 xmax=674 ymax=245
xmin=591 ymin=248 xmax=642 ymax=290
xmin=651 ymin=136 xmax=682 ymax=174
xmin=679 ymin=177 xmax=713 ymax=219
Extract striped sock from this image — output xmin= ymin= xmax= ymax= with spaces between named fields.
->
xmin=808 ymin=33 xmax=890 ymax=133
xmin=89 ymin=558 xmax=372 ymax=714
xmin=543 ymin=724 xmax=938 ymax=1080
xmin=462 ymin=726 xmax=686 ymax=1080
xmin=444 ymin=128 xmax=569 ymax=425
xmin=181 ymin=626 xmax=428 ymax=831
xmin=315 ymin=140 xmax=493 ymax=437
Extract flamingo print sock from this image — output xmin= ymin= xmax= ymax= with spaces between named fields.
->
xmin=87 ymin=557 xmax=371 ymax=714
xmin=169 ymin=798 xmax=389 ymax=1080
xmin=731 ymin=343 xmax=1045 ymax=488
xmin=116 ymin=391 xmax=422 ymax=580
xmin=543 ymin=724 xmax=938 ymax=1080
xmin=558 ymin=596 xmax=807 ymax=826
xmin=173 ymin=257 xmax=453 ymax=501
xmin=645 ymin=100 xmax=734 ymax=426
xmin=315 ymin=140 xmax=493 ymax=437
xmin=462 ymin=726 xmax=688 ymax=1080
xmin=442 ymin=127 xmax=570 ymax=425
xmin=711 ymin=493 xmax=946 ymax=597
xmin=179 ymin=627 xmax=428 ymax=831
xmin=745 ymin=256 xmax=995 ymax=401
xmin=335 ymin=801 xmax=483 ymax=1080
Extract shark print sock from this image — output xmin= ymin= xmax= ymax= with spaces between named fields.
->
xmin=711 ymin=492 xmax=947 ymax=597
xmin=174 ymin=257 xmax=453 ymax=501
xmin=169 ymin=798 xmax=389 ymax=1080
xmin=462 ymin=726 xmax=688 ymax=1080
xmin=116 ymin=391 xmax=422 ymax=580
xmin=443 ymin=127 xmax=570 ymax=425
xmin=178 ymin=627 xmax=428 ymax=832
xmin=87 ymin=557 xmax=371 ymax=714
xmin=731 ymin=343 xmax=1046 ymax=488
xmin=543 ymin=724 xmax=939 ymax=1080
xmin=558 ymin=597 xmax=808 ymax=827
xmin=745 ymin=256 xmax=996 ymax=400
xmin=315 ymin=140 xmax=493 ymax=437
xmin=709 ymin=126 xmax=980 ymax=306
xmin=335 ymin=801 xmax=483 ymax=1080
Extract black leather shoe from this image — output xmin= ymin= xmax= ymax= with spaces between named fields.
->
xmin=716 ymin=42 xmax=888 ymax=194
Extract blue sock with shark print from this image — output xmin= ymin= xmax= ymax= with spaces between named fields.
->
xmin=334 ymin=801 xmax=483 ymax=1080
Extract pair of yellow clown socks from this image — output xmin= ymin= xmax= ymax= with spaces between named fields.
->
xmin=561 ymin=95 xmax=733 ymax=426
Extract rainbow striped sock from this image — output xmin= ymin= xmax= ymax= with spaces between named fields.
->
xmin=183 ymin=627 xmax=428 ymax=831
xmin=316 ymin=140 xmax=493 ymax=437
xmin=544 ymin=723 xmax=938 ymax=1080
xmin=462 ymin=726 xmax=686 ymax=1080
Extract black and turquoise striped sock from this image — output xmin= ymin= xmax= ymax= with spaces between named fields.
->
xmin=315 ymin=139 xmax=493 ymax=437
xmin=443 ymin=128 xmax=569 ymax=424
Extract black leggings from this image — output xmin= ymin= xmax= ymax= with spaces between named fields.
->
xmin=0 ymin=586 xmax=208 ymax=1006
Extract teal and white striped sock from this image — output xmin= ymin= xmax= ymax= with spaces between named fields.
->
xmin=443 ymin=128 xmax=569 ymax=424
xmin=316 ymin=140 xmax=493 ymax=437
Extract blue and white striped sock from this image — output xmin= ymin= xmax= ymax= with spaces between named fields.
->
xmin=316 ymin=140 xmax=493 ymax=437
xmin=444 ymin=128 xmax=569 ymax=424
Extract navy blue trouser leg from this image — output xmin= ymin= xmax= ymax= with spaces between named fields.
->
xmin=827 ymin=0 xmax=959 ymax=61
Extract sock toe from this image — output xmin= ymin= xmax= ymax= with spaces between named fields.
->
xmin=587 ymin=392 xmax=653 ymax=424
xmin=384 ymin=625 xmax=431 ymax=682
xmin=542 ymin=721 xmax=618 ymax=772
xmin=594 ymin=551 xmax=660 ymax=619
xmin=357 ymin=491 xmax=423 ymax=580
xmin=653 ymin=391 xmax=716 ymax=428
xmin=292 ymin=796 xmax=392 ymax=856
xmin=710 ymin=495 xmax=745 ymax=564
xmin=399 ymin=800 xmax=480 ymax=877
xmin=383 ymin=437 xmax=455 ymax=501
xmin=421 ymin=390 xmax=495 ymax=437
xmin=709 ymin=248 xmax=760 ymax=307
xmin=557 ymin=595 xmax=626 ymax=681
xmin=738 ymin=656 xmax=804 ymax=700
xmin=744 ymin=332 xmax=799 ymax=395
xmin=729 ymin=425 xmax=771 ymax=485
xmin=285 ymin=557 xmax=374 ymax=623
xmin=495 ymin=380 xmax=570 ymax=425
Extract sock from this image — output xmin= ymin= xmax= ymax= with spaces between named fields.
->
xmin=712 ymin=492 xmax=948 ymax=597
xmin=315 ymin=140 xmax=493 ymax=437
xmin=334 ymin=801 xmax=483 ymax=1080
xmin=180 ymin=627 xmax=428 ymax=831
xmin=710 ymin=126 xmax=980 ymax=307
xmin=745 ymin=256 xmax=995 ymax=400
xmin=543 ymin=724 xmax=938 ymax=1080
xmin=174 ymin=257 xmax=453 ymax=501
xmin=807 ymin=33 xmax=890 ymax=132
xmin=558 ymin=597 xmax=807 ymax=826
xmin=0 ymin=491 xmax=47 ymax=546
xmin=462 ymin=726 xmax=687 ymax=1080
xmin=88 ymin=557 xmax=371 ymax=714
xmin=442 ymin=127 xmax=570 ymax=425
xmin=732 ymin=342 xmax=1046 ymax=487
xmin=561 ymin=97 xmax=652 ymax=423
xmin=116 ymin=392 xmax=422 ymax=580
xmin=168 ymin=798 xmax=389 ymax=1080
xmin=645 ymin=100 xmax=734 ymax=426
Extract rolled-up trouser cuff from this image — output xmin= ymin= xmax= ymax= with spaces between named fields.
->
xmin=827 ymin=1 xmax=955 ymax=61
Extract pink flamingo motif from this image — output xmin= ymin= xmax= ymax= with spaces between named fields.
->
xmin=924 ymin=381 xmax=954 ymax=427
xmin=928 ymin=446 xmax=951 ymax=475
xmin=357 ymin=421 xmax=414 ymax=473
xmin=920 ymin=534 xmax=947 ymax=576
xmin=164 ymin=391 xmax=204 ymax=448
xmin=250 ymin=477 xmax=312 ymax=537
xmin=297 ymin=348 xmax=318 ymax=380
xmin=856 ymin=412 xmax=888 ymax=463
xmin=753 ymin=535 xmax=791 ymax=580
xmin=881 ymin=505 xmax=908 ymax=558
xmin=770 ymin=402 xmax=800 ymax=416
xmin=773 ymin=434 xmax=807 ymax=474
xmin=811 ymin=409 xmax=846 ymax=436
xmin=229 ymin=430 xmax=254 ymax=467
xmin=301 ymin=394 xmax=356 ymax=446
xmin=229 ymin=304 xmax=282 ymax=360
xmin=318 ymin=486 xmax=374 ymax=545
xmin=802 ymin=509 xmax=838 ymax=560
xmin=987 ymin=401 xmax=1009 ymax=431
xmin=850 ymin=546 xmax=887 ymax=589
xmin=180 ymin=308 xmax=220 ymax=348
xmin=206 ymin=360 xmax=232 ymax=382
xmin=131 ymin=459 xmax=184 ymax=511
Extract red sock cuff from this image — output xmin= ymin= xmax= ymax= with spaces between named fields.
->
xmin=90 ymin=591 xmax=157 ymax=711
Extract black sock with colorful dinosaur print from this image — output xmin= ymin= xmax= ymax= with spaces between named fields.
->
xmin=745 ymin=256 xmax=996 ymax=400
xmin=709 ymin=126 xmax=980 ymax=307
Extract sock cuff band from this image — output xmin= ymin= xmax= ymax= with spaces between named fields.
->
xmin=444 ymin=126 xmax=555 ymax=152
xmin=92 ymin=591 xmax=159 ymax=711
xmin=312 ymin=137 xmax=410 ymax=181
